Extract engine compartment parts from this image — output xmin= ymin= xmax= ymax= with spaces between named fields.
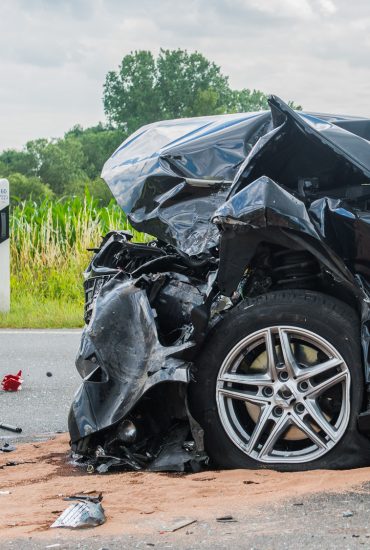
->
xmin=69 ymin=96 xmax=370 ymax=472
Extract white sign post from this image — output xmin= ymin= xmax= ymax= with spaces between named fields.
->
xmin=0 ymin=178 xmax=10 ymax=312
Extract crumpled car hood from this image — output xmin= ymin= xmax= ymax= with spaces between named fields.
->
xmin=102 ymin=97 xmax=370 ymax=256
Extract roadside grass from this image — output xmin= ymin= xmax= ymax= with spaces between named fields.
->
xmin=0 ymin=194 xmax=146 ymax=328
xmin=0 ymin=296 xmax=83 ymax=328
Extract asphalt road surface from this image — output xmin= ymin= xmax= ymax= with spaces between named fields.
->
xmin=0 ymin=329 xmax=81 ymax=442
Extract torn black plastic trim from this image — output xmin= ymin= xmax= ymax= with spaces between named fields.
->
xmin=69 ymin=278 xmax=192 ymax=443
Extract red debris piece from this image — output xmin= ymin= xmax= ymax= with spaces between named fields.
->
xmin=1 ymin=370 xmax=23 ymax=391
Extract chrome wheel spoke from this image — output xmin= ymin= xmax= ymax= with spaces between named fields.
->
xmin=219 ymin=373 xmax=272 ymax=388
xmin=278 ymin=329 xmax=300 ymax=377
xmin=247 ymin=404 xmax=273 ymax=452
xmin=265 ymin=328 xmax=278 ymax=381
xmin=297 ymin=357 xmax=344 ymax=382
xmin=257 ymin=413 xmax=290 ymax=460
xmin=306 ymin=371 xmax=347 ymax=398
xmin=304 ymin=399 xmax=337 ymax=441
xmin=218 ymin=386 xmax=271 ymax=405
xmin=291 ymin=411 xmax=328 ymax=449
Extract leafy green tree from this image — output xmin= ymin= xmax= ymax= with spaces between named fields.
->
xmin=104 ymin=50 xmax=160 ymax=133
xmin=8 ymin=172 xmax=54 ymax=204
xmin=0 ymin=126 xmax=124 ymax=200
xmin=25 ymin=139 xmax=49 ymax=174
xmin=0 ymin=160 xmax=7 ymax=177
xmin=156 ymin=49 xmax=230 ymax=119
xmin=227 ymin=90 xmax=301 ymax=113
xmin=104 ymin=49 xmax=231 ymax=131
xmin=38 ymin=138 xmax=87 ymax=195
xmin=191 ymin=89 xmax=224 ymax=116
xmin=104 ymin=49 xmax=302 ymax=133
xmin=227 ymin=89 xmax=270 ymax=112
xmin=0 ymin=148 xmax=37 ymax=177
xmin=85 ymin=177 xmax=113 ymax=205
xmin=0 ymin=49 xmax=303 ymax=206
xmin=65 ymin=124 xmax=125 ymax=180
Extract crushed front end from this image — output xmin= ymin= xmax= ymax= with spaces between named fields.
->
xmin=69 ymin=232 xmax=214 ymax=472
xmin=69 ymin=96 xmax=370 ymax=472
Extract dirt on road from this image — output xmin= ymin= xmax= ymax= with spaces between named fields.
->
xmin=1 ymin=434 xmax=370 ymax=544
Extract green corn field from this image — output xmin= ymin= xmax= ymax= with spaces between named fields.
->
xmin=0 ymin=194 xmax=146 ymax=328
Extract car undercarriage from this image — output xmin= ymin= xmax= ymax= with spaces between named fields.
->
xmin=69 ymin=96 xmax=370 ymax=472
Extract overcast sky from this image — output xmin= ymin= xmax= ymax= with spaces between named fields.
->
xmin=1 ymin=0 xmax=370 ymax=150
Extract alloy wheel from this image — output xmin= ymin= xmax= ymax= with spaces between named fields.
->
xmin=216 ymin=326 xmax=351 ymax=464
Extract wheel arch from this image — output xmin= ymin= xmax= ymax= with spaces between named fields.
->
xmin=214 ymin=226 xmax=370 ymax=388
xmin=217 ymin=226 xmax=362 ymax=304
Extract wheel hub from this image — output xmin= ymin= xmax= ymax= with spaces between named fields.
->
xmin=274 ymin=383 xmax=296 ymax=407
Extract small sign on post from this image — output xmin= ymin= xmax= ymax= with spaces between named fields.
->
xmin=0 ymin=178 xmax=10 ymax=312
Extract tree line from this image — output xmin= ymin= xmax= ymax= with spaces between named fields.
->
xmin=1 ymin=49 xmax=301 ymax=204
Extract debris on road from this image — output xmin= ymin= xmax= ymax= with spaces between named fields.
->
xmin=50 ymin=493 xmax=106 ymax=529
xmin=160 ymin=518 xmax=197 ymax=532
xmin=0 ymin=422 xmax=22 ymax=433
xmin=1 ymin=370 xmax=23 ymax=391
xmin=1 ymin=459 xmax=36 ymax=468
xmin=216 ymin=515 xmax=238 ymax=523
xmin=72 ymin=423 xmax=208 ymax=475
xmin=63 ymin=493 xmax=103 ymax=503
xmin=3 ymin=435 xmax=370 ymax=541
xmin=0 ymin=442 xmax=16 ymax=452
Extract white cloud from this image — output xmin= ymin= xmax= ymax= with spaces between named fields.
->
xmin=1 ymin=0 xmax=370 ymax=150
xmin=316 ymin=0 xmax=337 ymax=15
xmin=250 ymin=0 xmax=314 ymax=19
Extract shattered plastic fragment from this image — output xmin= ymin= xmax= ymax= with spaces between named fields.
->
xmin=1 ymin=370 xmax=23 ymax=391
xmin=0 ymin=443 xmax=16 ymax=452
xmin=50 ymin=495 xmax=105 ymax=529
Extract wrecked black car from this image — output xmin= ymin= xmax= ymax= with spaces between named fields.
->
xmin=69 ymin=96 xmax=370 ymax=471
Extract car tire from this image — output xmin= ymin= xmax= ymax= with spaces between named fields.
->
xmin=189 ymin=290 xmax=370 ymax=471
